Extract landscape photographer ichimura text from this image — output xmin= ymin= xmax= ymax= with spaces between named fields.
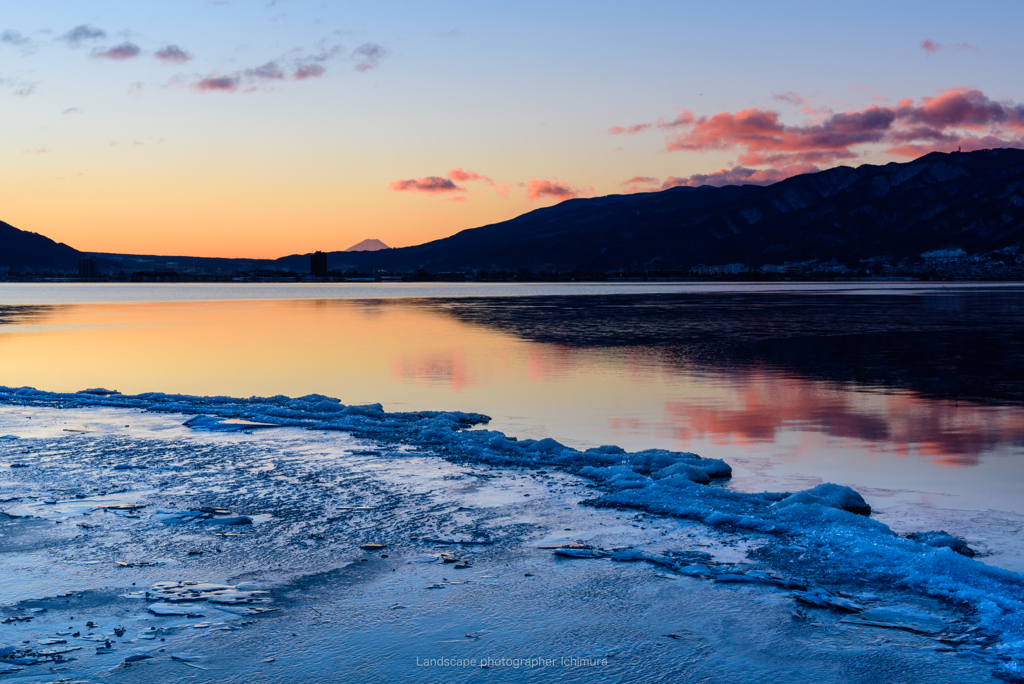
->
xmin=415 ymin=656 xmax=609 ymax=669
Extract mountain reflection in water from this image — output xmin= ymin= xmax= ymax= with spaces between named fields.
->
xmin=415 ymin=290 xmax=1024 ymax=467
xmin=1 ymin=285 xmax=1023 ymax=513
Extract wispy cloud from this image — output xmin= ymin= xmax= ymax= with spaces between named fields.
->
xmin=22 ymin=147 xmax=48 ymax=155
xmin=1 ymin=29 xmax=31 ymax=47
xmin=445 ymin=168 xmax=511 ymax=197
xmin=2 ymin=77 xmax=38 ymax=97
xmin=921 ymin=39 xmax=979 ymax=54
xmin=448 ymin=168 xmax=492 ymax=183
xmin=660 ymin=166 xmax=805 ymax=189
xmin=388 ymin=176 xmax=465 ymax=195
xmin=245 ymin=61 xmax=285 ymax=80
xmin=189 ymin=41 xmax=352 ymax=92
xmin=194 ymin=76 xmax=240 ymax=92
xmin=60 ymin=24 xmax=106 ymax=47
xmin=621 ymin=176 xmax=659 ymax=192
xmin=62 ymin=107 xmax=82 ymax=115
xmin=155 ymin=45 xmax=192 ymax=63
xmin=608 ymin=111 xmax=693 ymax=136
xmin=773 ymin=91 xmax=809 ymax=106
xmin=524 ymin=179 xmax=581 ymax=201
xmin=608 ymin=123 xmax=651 ymax=135
xmin=353 ymin=42 xmax=386 ymax=72
xmin=293 ymin=63 xmax=325 ymax=79
xmin=93 ymin=42 xmax=141 ymax=61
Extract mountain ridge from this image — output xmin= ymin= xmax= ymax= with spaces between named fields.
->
xmin=273 ymin=148 xmax=1024 ymax=273
xmin=4 ymin=149 xmax=1023 ymax=274
xmin=0 ymin=220 xmax=84 ymax=271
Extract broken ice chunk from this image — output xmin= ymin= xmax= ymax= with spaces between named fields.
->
xmin=184 ymin=416 xmax=280 ymax=432
xmin=841 ymin=606 xmax=947 ymax=634
xmin=772 ymin=483 xmax=871 ymax=516
xmin=907 ymin=531 xmax=976 ymax=558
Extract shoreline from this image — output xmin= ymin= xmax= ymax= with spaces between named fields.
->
xmin=2 ymin=389 xmax=1023 ymax=681
xmin=3 ymin=279 xmax=1024 ymax=307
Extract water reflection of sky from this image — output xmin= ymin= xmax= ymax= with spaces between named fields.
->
xmin=1 ymin=286 xmax=1023 ymax=520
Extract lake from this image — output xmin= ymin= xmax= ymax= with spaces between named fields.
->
xmin=2 ymin=282 xmax=1024 ymax=569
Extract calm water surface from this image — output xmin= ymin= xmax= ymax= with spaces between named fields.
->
xmin=2 ymin=283 xmax=1023 ymax=566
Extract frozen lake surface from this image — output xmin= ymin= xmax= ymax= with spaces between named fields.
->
xmin=1 ymin=282 xmax=1023 ymax=681
xmin=0 ymin=401 xmax=1012 ymax=682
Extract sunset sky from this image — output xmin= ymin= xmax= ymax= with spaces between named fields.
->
xmin=2 ymin=0 xmax=1022 ymax=258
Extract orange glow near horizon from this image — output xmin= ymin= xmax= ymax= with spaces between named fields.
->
xmin=0 ymin=163 xmax=549 ymax=259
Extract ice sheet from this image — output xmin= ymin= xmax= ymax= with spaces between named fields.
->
xmin=2 ymin=385 xmax=1023 ymax=680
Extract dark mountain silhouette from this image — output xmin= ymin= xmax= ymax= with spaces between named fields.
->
xmin=0 ymin=220 xmax=84 ymax=271
xmin=345 ymin=238 xmax=390 ymax=252
xmin=0 ymin=221 xmax=276 ymax=274
xmin=5 ymin=149 xmax=1024 ymax=274
xmin=274 ymin=148 xmax=1024 ymax=272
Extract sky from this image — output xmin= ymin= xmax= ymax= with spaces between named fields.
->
xmin=2 ymin=0 xmax=1023 ymax=258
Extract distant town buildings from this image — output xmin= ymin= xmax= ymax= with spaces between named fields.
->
xmin=3 ymin=246 xmax=1021 ymax=283
xmin=693 ymin=263 xmax=746 ymax=275
xmin=310 ymin=251 xmax=328 ymax=277
xmin=78 ymin=257 xmax=98 ymax=279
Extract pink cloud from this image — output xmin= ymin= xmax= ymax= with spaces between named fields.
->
xmin=657 ymin=111 xmax=696 ymax=129
xmin=663 ymin=105 xmax=895 ymax=168
xmin=620 ymin=176 xmax=660 ymax=193
xmin=155 ymin=45 xmax=192 ymax=63
xmin=607 ymin=111 xmax=693 ymax=136
xmin=294 ymin=64 xmax=326 ymax=80
xmin=388 ymin=176 xmax=465 ymax=195
xmin=92 ymin=42 xmax=141 ymax=60
xmin=921 ymin=39 xmax=979 ymax=54
xmin=192 ymin=58 xmax=330 ymax=92
xmin=448 ymin=168 xmax=493 ymax=183
xmin=387 ymin=168 xmax=511 ymax=200
xmin=194 ymin=76 xmax=240 ymax=92
xmin=604 ymin=87 xmax=1024 ymax=190
xmin=606 ymin=87 xmax=1024 ymax=184
xmin=525 ymin=179 xmax=580 ymax=201
xmin=661 ymin=164 xmax=818 ymax=189
xmin=448 ymin=168 xmax=512 ymax=196
xmin=608 ymin=123 xmax=652 ymax=135
xmin=899 ymin=88 xmax=1007 ymax=129
xmin=181 ymin=41 xmax=348 ymax=93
